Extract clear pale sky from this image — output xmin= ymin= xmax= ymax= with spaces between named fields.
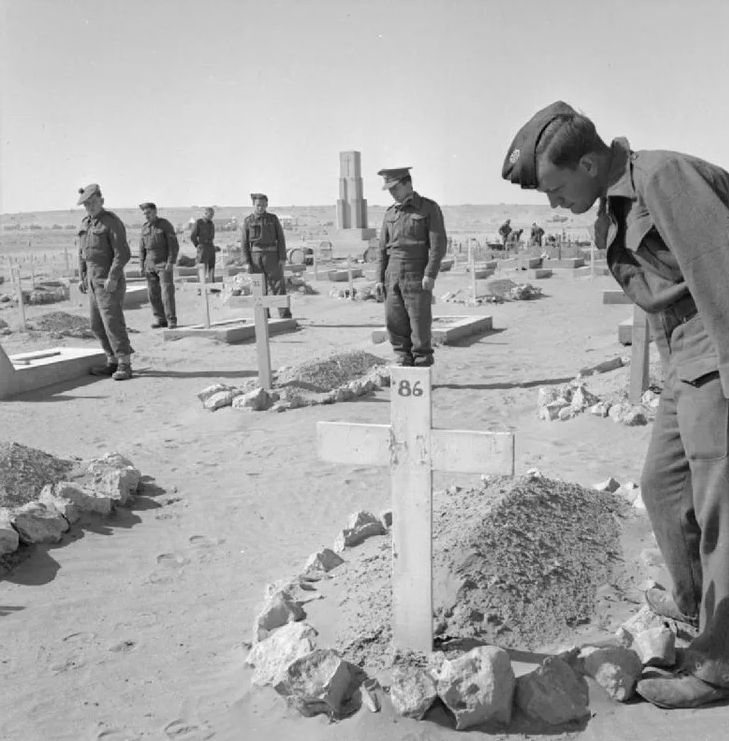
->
xmin=1 ymin=0 xmax=728 ymax=213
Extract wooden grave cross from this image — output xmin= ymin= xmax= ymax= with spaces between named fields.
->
xmin=197 ymin=263 xmax=212 ymax=329
xmin=249 ymin=273 xmax=290 ymax=390
xmin=317 ymin=367 xmax=515 ymax=653
xmin=10 ymin=265 xmax=26 ymax=330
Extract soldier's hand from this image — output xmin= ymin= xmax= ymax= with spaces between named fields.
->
xmin=246 ymin=264 xmax=253 ymax=273
xmin=78 ymin=279 xmax=87 ymax=295
xmin=422 ymin=276 xmax=434 ymax=291
xmin=165 ymin=263 xmax=175 ymax=273
xmin=374 ymin=282 xmax=385 ymax=301
xmin=104 ymin=277 xmax=118 ymax=293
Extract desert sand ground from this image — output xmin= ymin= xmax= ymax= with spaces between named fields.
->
xmin=1 ymin=250 xmax=728 ymax=741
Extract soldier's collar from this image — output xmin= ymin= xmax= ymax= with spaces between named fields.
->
xmin=395 ymin=191 xmax=421 ymax=209
xmin=604 ymin=137 xmax=636 ymax=201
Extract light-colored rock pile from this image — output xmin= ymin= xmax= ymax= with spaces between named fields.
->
xmin=440 ymin=289 xmax=503 ymax=305
xmin=197 ymin=350 xmax=391 ymax=413
xmin=328 ymin=282 xmax=378 ymax=301
xmin=537 ymin=377 xmax=653 ymax=426
xmin=0 ymin=317 xmax=11 ymax=335
xmin=222 ymin=272 xmax=315 ymax=304
xmin=0 ymin=446 xmax=142 ymax=560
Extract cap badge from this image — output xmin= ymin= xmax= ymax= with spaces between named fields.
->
xmin=509 ymin=149 xmax=521 ymax=164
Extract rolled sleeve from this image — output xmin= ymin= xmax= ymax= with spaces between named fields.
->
xmin=425 ymin=202 xmax=447 ymax=279
xmin=644 ymin=158 xmax=729 ymax=396
xmin=377 ymin=217 xmax=390 ymax=283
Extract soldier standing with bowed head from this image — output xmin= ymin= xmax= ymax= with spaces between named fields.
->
xmin=502 ymin=101 xmax=729 ymax=710
xmin=242 ymin=193 xmax=292 ymax=319
xmin=138 ymin=202 xmax=179 ymax=329
xmin=375 ymin=167 xmax=447 ymax=367
xmin=76 ymin=183 xmax=134 ymax=380
xmin=190 ymin=207 xmax=216 ymax=283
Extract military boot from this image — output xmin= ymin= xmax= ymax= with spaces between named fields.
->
xmin=90 ymin=355 xmax=118 ymax=377
xmin=112 ymin=355 xmax=133 ymax=381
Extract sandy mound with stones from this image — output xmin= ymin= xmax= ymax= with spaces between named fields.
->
xmin=0 ymin=442 xmax=76 ymax=508
xmin=199 ymin=349 xmax=391 ymax=412
xmin=309 ymin=475 xmax=626 ymax=670
xmin=24 ymin=311 xmax=96 ymax=339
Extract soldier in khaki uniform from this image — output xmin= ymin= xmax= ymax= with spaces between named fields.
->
xmin=76 ymin=183 xmax=134 ymax=380
xmin=374 ymin=167 xmax=447 ymax=367
xmin=502 ymin=101 xmax=729 ymax=709
xmin=242 ymin=193 xmax=291 ymax=319
xmin=190 ymin=207 xmax=216 ymax=282
xmin=139 ymin=202 xmax=179 ymax=328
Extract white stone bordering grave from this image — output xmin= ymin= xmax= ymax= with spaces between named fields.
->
xmin=317 ymin=367 xmax=515 ymax=654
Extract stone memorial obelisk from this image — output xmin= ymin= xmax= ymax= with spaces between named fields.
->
xmin=332 ymin=151 xmax=376 ymax=258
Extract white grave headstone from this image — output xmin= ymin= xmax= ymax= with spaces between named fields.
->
xmin=250 ymin=274 xmax=291 ymax=390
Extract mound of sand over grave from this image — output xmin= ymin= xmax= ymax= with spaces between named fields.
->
xmin=312 ymin=475 xmax=626 ymax=670
xmin=0 ymin=442 xmax=75 ymax=509
xmin=275 ymin=350 xmax=388 ymax=393
xmin=25 ymin=311 xmax=95 ymax=339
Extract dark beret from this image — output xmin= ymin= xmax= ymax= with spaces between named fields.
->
xmin=377 ymin=167 xmax=412 ymax=190
xmin=250 ymin=192 xmax=268 ymax=202
xmin=501 ymin=101 xmax=577 ymax=189
xmin=76 ymin=183 xmax=101 ymax=205
xmin=138 ymin=202 xmax=156 ymax=210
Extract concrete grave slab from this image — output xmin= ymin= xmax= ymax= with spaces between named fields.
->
xmin=518 ymin=257 xmax=543 ymax=269
xmin=528 ymin=268 xmax=552 ymax=279
xmin=163 ymin=316 xmax=298 ymax=344
xmin=603 ymin=289 xmax=633 ymax=305
xmin=72 ymin=283 xmax=149 ymax=308
xmin=545 ymin=258 xmax=585 ymax=269
xmin=328 ymin=268 xmax=363 ymax=282
xmin=619 ymin=315 xmax=654 ymax=345
xmin=0 ymin=343 xmax=106 ymax=400
xmin=372 ymin=315 xmax=493 ymax=345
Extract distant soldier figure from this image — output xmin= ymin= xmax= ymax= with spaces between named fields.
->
xmin=190 ymin=207 xmax=216 ymax=282
xmin=374 ymin=167 xmax=447 ymax=367
xmin=530 ymin=222 xmax=545 ymax=247
xmin=499 ymin=218 xmax=512 ymax=247
xmin=76 ymin=183 xmax=134 ymax=381
xmin=139 ymin=202 xmax=179 ymax=329
xmin=242 ymin=193 xmax=292 ymax=319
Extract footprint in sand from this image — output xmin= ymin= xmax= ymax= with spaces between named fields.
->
xmin=108 ymin=639 xmax=136 ymax=653
xmin=97 ymin=730 xmax=141 ymax=741
xmin=156 ymin=553 xmax=191 ymax=568
xmin=163 ymin=719 xmax=215 ymax=740
xmin=188 ymin=535 xmax=224 ymax=548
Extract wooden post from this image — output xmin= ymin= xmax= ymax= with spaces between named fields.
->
xmin=347 ymin=256 xmax=354 ymax=300
xmin=629 ymin=305 xmax=650 ymax=403
xmin=470 ymin=250 xmax=477 ymax=302
xmin=313 ymin=248 xmax=319 ymax=281
xmin=317 ymin=367 xmax=515 ymax=653
xmin=590 ymin=242 xmax=596 ymax=281
xmin=249 ymin=274 xmax=291 ymax=390
xmin=11 ymin=266 xmax=26 ymax=330
xmin=197 ymin=263 xmax=211 ymax=329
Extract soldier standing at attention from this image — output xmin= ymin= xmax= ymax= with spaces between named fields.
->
xmin=502 ymin=101 xmax=729 ymax=709
xmin=242 ymin=193 xmax=292 ymax=319
xmin=190 ymin=207 xmax=216 ymax=282
xmin=139 ymin=202 xmax=179 ymax=329
xmin=76 ymin=183 xmax=134 ymax=381
xmin=374 ymin=167 xmax=447 ymax=367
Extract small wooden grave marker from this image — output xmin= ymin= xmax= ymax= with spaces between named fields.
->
xmin=197 ymin=263 xmax=211 ymax=328
xmin=629 ymin=305 xmax=650 ymax=403
xmin=10 ymin=266 xmax=26 ymax=330
xmin=317 ymin=367 xmax=515 ymax=653
xmin=250 ymin=274 xmax=291 ymax=390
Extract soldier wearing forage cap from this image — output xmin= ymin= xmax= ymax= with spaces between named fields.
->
xmin=190 ymin=207 xmax=216 ymax=282
xmin=242 ymin=193 xmax=291 ymax=319
xmin=76 ymin=183 xmax=134 ymax=380
xmin=139 ymin=202 xmax=179 ymax=329
xmin=502 ymin=101 xmax=729 ymax=709
xmin=375 ymin=167 xmax=447 ymax=367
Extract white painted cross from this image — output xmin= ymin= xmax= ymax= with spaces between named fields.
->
xmin=629 ymin=304 xmax=650 ymax=404
xmin=11 ymin=265 xmax=26 ymax=330
xmin=249 ymin=273 xmax=291 ymax=390
xmin=197 ymin=263 xmax=212 ymax=329
xmin=317 ymin=367 xmax=515 ymax=653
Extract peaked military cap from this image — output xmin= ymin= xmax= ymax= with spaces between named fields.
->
xmin=138 ymin=202 xmax=156 ymax=210
xmin=76 ymin=183 xmax=101 ymax=205
xmin=250 ymin=192 xmax=268 ymax=202
xmin=377 ymin=167 xmax=412 ymax=190
xmin=501 ymin=101 xmax=578 ymax=189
